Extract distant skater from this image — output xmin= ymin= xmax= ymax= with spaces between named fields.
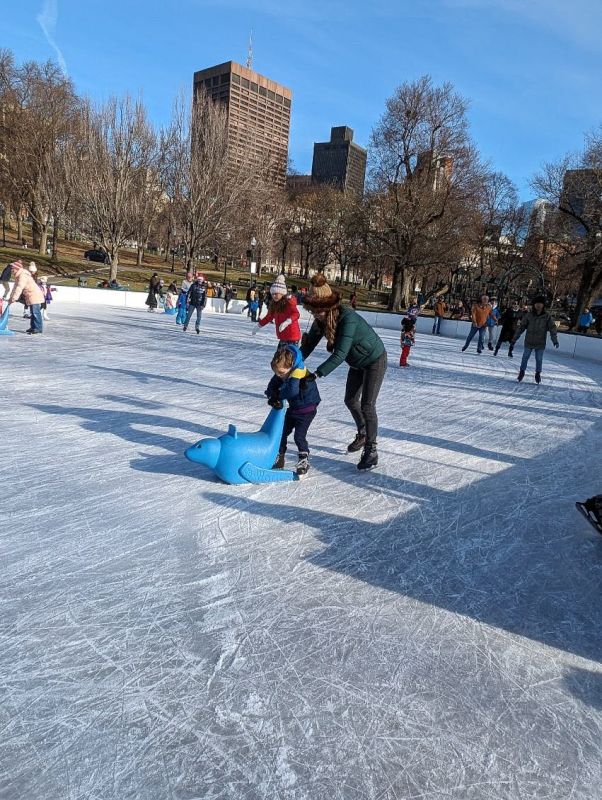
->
xmin=461 ymin=295 xmax=496 ymax=354
xmin=399 ymin=317 xmax=415 ymax=366
xmin=494 ymin=300 xmax=522 ymax=357
xmin=512 ymin=296 xmax=559 ymax=384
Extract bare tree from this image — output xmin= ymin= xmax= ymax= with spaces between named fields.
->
xmin=369 ymin=75 xmax=483 ymax=310
xmin=71 ymin=97 xmax=156 ymax=280
xmin=0 ymin=50 xmax=79 ymax=254
xmin=166 ymin=90 xmax=255 ymax=271
xmin=533 ymin=128 xmax=602 ymax=326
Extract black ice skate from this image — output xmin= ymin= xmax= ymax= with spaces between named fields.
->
xmin=272 ymin=452 xmax=285 ymax=470
xmin=576 ymin=496 xmax=602 ymax=535
xmin=347 ymin=433 xmax=366 ymax=453
xmin=357 ymin=444 xmax=378 ymax=471
xmin=535 ymin=372 xmax=541 ymax=384
xmin=487 ymin=343 xmax=494 ymax=351
xmin=517 ymin=370 xmax=525 ymax=382
xmin=296 ymin=452 xmax=310 ymax=476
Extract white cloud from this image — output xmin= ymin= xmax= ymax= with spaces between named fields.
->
xmin=36 ymin=0 xmax=68 ymax=76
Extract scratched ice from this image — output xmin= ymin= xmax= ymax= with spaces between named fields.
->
xmin=1 ymin=304 xmax=601 ymax=800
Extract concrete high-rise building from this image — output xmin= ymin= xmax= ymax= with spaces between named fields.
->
xmin=311 ymin=126 xmax=367 ymax=196
xmin=193 ymin=61 xmax=292 ymax=186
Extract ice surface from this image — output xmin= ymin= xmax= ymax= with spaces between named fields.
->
xmin=1 ymin=304 xmax=601 ymax=800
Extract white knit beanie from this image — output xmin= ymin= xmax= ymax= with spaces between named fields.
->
xmin=270 ymin=274 xmax=287 ymax=297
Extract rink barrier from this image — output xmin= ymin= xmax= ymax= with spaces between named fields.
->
xmin=4 ymin=283 xmax=601 ymax=364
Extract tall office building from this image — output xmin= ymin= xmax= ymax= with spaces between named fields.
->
xmin=311 ymin=126 xmax=367 ymax=196
xmin=193 ymin=61 xmax=292 ymax=186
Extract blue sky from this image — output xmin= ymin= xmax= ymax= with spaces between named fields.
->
xmin=4 ymin=0 xmax=602 ymax=199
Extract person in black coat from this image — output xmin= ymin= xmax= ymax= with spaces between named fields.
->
xmin=494 ymin=301 xmax=522 ymax=357
xmin=145 ymin=273 xmax=161 ymax=312
xmin=183 ymin=276 xmax=207 ymax=333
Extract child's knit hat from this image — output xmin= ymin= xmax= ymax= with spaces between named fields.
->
xmin=270 ymin=274 xmax=287 ymax=297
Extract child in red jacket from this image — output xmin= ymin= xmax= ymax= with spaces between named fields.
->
xmin=252 ymin=274 xmax=301 ymax=347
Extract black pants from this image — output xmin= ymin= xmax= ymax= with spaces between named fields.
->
xmin=280 ymin=409 xmax=317 ymax=455
xmin=494 ymin=330 xmax=515 ymax=354
xmin=344 ymin=351 xmax=388 ymax=446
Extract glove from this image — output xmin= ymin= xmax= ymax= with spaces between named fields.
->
xmin=267 ymin=397 xmax=283 ymax=409
xmin=251 ymin=325 xmax=259 ymax=336
xmin=304 ymin=371 xmax=317 ymax=382
xmin=278 ymin=318 xmax=292 ymax=333
xmin=554 ymin=342 xmax=559 ymax=349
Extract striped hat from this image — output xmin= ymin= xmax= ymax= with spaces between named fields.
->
xmin=270 ymin=274 xmax=287 ymax=297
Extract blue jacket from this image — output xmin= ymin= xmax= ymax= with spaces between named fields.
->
xmin=579 ymin=312 xmax=593 ymax=328
xmin=487 ymin=306 xmax=501 ymax=327
xmin=265 ymin=345 xmax=321 ymax=412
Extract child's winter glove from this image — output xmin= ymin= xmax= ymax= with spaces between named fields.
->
xmin=278 ymin=318 xmax=292 ymax=333
xmin=304 ymin=371 xmax=317 ymax=381
xmin=267 ymin=396 xmax=283 ymax=409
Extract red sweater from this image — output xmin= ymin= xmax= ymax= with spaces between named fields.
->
xmin=258 ymin=296 xmax=301 ymax=341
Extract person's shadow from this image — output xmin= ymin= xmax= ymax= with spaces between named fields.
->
xmin=202 ymin=422 xmax=602 ymax=665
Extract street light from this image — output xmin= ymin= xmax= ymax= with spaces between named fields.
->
xmin=250 ymin=236 xmax=257 ymax=277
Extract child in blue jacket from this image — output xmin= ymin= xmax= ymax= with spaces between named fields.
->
xmin=265 ymin=344 xmax=320 ymax=476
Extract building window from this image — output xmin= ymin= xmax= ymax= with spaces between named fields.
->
xmin=241 ymin=77 xmax=249 ymax=88
xmin=250 ymin=81 xmax=258 ymax=93
xmin=259 ymin=86 xmax=267 ymax=97
xmin=268 ymin=90 xmax=275 ymax=100
xmin=212 ymin=76 xmax=219 ymax=86
xmin=220 ymin=73 xmax=229 ymax=84
xmin=232 ymin=73 xmax=240 ymax=85
xmin=283 ymin=97 xmax=291 ymax=108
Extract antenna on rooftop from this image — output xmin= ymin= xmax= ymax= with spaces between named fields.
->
xmin=246 ymin=30 xmax=253 ymax=70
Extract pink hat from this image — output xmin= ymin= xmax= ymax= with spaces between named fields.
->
xmin=10 ymin=260 xmax=23 ymax=271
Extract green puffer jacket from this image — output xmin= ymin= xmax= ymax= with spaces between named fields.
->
xmin=301 ymin=306 xmax=386 ymax=377
xmin=512 ymin=310 xmax=558 ymax=350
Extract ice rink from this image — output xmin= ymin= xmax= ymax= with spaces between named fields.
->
xmin=1 ymin=303 xmax=601 ymax=800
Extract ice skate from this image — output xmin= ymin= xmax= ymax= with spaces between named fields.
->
xmin=357 ymin=444 xmax=378 ymax=471
xmin=487 ymin=342 xmax=493 ymax=351
xmin=535 ymin=372 xmax=541 ymax=384
xmin=347 ymin=432 xmax=366 ymax=453
xmin=296 ymin=452 xmax=310 ymax=476
xmin=517 ymin=370 xmax=525 ymax=382
xmin=272 ymin=452 xmax=285 ymax=470
xmin=576 ymin=496 xmax=602 ymax=535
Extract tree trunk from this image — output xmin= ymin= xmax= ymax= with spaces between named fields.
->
xmin=109 ymin=248 xmax=119 ymax=282
xmin=51 ymin=215 xmax=60 ymax=261
xmin=17 ymin=214 xmax=23 ymax=245
xmin=31 ymin=215 xmax=42 ymax=250
xmin=570 ymin=261 xmax=596 ymax=329
xmin=401 ymin=271 xmax=413 ymax=309
xmin=39 ymin=225 xmax=49 ymax=256
xmin=387 ymin=259 xmax=405 ymax=311
xmin=137 ymin=246 xmax=144 ymax=266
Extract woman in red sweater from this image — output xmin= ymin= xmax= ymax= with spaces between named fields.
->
xmin=253 ymin=274 xmax=301 ymax=347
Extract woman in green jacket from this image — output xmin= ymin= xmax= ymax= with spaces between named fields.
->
xmin=302 ymin=274 xmax=387 ymax=470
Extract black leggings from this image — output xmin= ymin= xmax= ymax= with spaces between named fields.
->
xmin=344 ymin=351 xmax=388 ymax=445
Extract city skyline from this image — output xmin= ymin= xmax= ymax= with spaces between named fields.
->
xmin=4 ymin=0 xmax=602 ymax=200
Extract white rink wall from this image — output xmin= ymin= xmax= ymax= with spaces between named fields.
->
xmin=5 ymin=282 xmax=601 ymax=364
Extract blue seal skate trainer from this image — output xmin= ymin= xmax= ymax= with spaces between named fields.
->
xmin=185 ymin=406 xmax=298 ymax=484
xmin=0 ymin=306 xmax=15 ymax=336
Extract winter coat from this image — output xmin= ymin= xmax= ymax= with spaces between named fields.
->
xmin=8 ymin=269 xmax=44 ymax=306
xmin=146 ymin=277 xmax=161 ymax=308
xmin=302 ymin=305 xmax=386 ymax=377
xmin=258 ymin=296 xmax=301 ymax=342
xmin=187 ymin=282 xmax=207 ymax=308
xmin=471 ymin=303 xmax=495 ymax=328
xmin=401 ymin=331 xmax=415 ymax=347
xmin=406 ymin=304 xmax=421 ymax=319
xmin=434 ymin=300 xmax=447 ymax=317
xmin=486 ymin=305 xmax=500 ymax=327
xmin=1 ymin=264 xmax=12 ymax=282
xmin=579 ymin=312 xmax=593 ymax=328
xmin=512 ymin=310 xmax=558 ymax=350
xmin=499 ymin=308 xmax=522 ymax=336
xmin=265 ymin=346 xmax=321 ymax=412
